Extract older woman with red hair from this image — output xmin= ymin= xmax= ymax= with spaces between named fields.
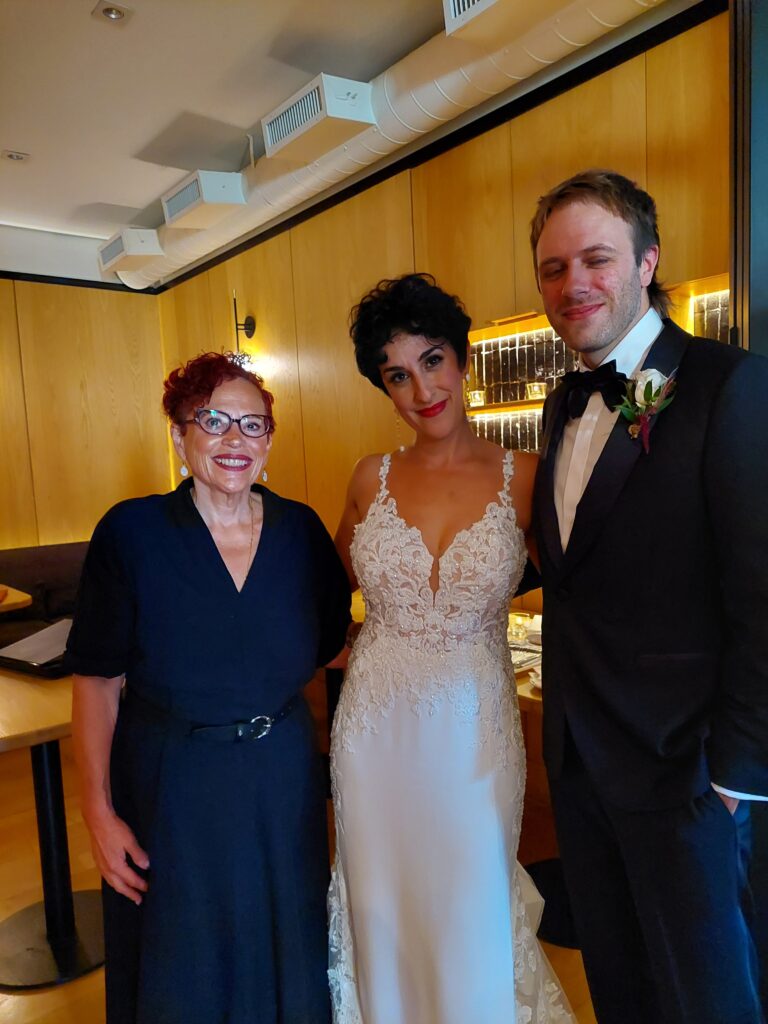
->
xmin=67 ymin=352 xmax=349 ymax=1024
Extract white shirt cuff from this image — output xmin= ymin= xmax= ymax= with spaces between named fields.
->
xmin=711 ymin=782 xmax=768 ymax=801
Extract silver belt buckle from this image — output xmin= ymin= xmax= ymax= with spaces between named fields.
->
xmin=248 ymin=715 xmax=272 ymax=739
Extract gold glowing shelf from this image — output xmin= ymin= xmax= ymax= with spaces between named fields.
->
xmin=470 ymin=312 xmax=551 ymax=345
xmin=467 ymin=399 xmax=544 ymax=417
xmin=667 ymin=273 xmax=729 ymax=335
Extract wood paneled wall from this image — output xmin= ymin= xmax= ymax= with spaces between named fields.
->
xmin=291 ymin=173 xmax=415 ymax=529
xmin=646 ymin=16 xmax=730 ymax=287
xmin=0 ymin=281 xmax=38 ymax=548
xmin=510 ymin=55 xmax=648 ymax=316
xmin=412 ymin=125 xmax=517 ymax=329
xmin=0 ymin=15 xmax=728 ymax=545
xmin=158 ymin=234 xmax=308 ymax=505
xmin=13 ymin=283 xmax=169 ymax=544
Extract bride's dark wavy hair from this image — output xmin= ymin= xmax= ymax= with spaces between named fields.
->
xmin=350 ymin=273 xmax=471 ymax=393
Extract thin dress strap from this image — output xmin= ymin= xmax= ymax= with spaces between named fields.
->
xmin=499 ymin=449 xmax=515 ymax=507
xmin=375 ymin=453 xmax=392 ymax=503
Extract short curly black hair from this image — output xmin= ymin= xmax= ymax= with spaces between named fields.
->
xmin=350 ymin=273 xmax=471 ymax=392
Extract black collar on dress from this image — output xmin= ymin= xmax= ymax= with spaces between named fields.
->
xmin=164 ymin=478 xmax=281 ymax=529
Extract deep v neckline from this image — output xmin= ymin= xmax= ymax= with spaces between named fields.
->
xmin=186 ymin=483 xmax=268 ymax=595
xmin=366 ymin=450 xmax=516 ymax=601
xmin=385 ymin=494 xmax=506 ymax=599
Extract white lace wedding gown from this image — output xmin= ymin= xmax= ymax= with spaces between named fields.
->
xmin=329 ymin=450 xmax=574 ymax=1024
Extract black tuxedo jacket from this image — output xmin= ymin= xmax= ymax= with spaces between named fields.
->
xmin=533 ymin=320 xmax=768 ymax=810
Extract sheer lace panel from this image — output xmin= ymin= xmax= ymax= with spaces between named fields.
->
xmin=335 ymin=450 xmax=528 ymax=756
xmin=350 ymin=450 xmax=526 ymax=652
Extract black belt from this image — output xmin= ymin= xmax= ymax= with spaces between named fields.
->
xmin=123 ymin=689 xmax=301 ymax=742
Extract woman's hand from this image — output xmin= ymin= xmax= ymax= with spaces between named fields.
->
xmin=85 ymin=806 xmax=150 ymax=905
xmin=72 ymin=674 xmax=149 ymax=902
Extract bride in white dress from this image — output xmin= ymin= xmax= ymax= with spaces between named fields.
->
xmin=330 ymin=274 xmax=574 ymax=1024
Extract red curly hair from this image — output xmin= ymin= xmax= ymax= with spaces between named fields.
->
xmin=163 ymin=352 xmax=275 ymax=433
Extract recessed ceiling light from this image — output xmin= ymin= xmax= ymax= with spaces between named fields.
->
xmin=2 ymin=150 xmax=30 ymax=162
xmin=90 ymin=1 xmax=133 ymax=25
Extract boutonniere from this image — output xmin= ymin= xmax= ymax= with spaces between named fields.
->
xmin=614 ymin=368 xmax=676 ymax=454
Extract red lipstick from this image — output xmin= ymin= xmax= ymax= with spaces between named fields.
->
xmin=417 ymin=400 xmax=447 ymax=418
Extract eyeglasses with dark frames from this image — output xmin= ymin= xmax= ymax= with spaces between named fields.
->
xmin=185 ymin=408 xmax=274 ymax=439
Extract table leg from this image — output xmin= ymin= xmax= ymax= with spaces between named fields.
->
xmin=0 ymin=739 xmax=104 ymax=989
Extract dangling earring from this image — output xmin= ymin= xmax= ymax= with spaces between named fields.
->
xmin=179 ymin=463 xmax=189 ymax=478
xmin=262 ymin=469 xmax=268 ymax=482
xmin=393 ymin=407 xmax=403 ymax=450
xmin=465 ymin=372 xmax=471 ymax=383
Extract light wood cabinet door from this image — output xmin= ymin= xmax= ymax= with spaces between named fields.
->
xmin=160 ymin=272 xmax=219 ymax=367
xmin=291 ymin=171 xmax=415 ymax=532
xmin=160 ymin=240 xmax=306 ymax=503
xmin=206 ymin=235 xmax=308 ymax=504
xmin=646 ymin=13 xmax=729 ymax=288
xmin=15 ymin=283 xmax=168 ymax=543
xmin=412 ymin=124 xmax=516 ymax=328
xmin=0 ymin=281 xmax=38 ymax=548
xmin=510 ymin=56 xmax=647 ymax=315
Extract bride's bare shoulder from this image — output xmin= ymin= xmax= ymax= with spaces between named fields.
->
xmin=349 ymin=453 xmax=386 ymax=486
xmin=475 ymin=439 xmax=538 ymax=473
xmin=470 ymin=437 xmax=512 ymax=469
xmin=346 ymin=453 xmax=387 ymax=511
xmin=510 ymin=449 xmax=539 ymax=478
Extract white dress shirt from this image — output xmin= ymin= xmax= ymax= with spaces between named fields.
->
xmin=554 ymin=307 xmax=663 ymax=549
xmin=552 ymin=307 xmax=763 ymax=803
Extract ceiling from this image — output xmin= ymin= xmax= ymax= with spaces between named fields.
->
xmin=0 ymin=0 xmax=692 ymax=288
xmin=0 ymin=0 xmax=445 ymax=283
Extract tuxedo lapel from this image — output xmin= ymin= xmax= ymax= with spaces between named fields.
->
xmin=639 ymin=318 xmax=691 ymax=377
xmin=534 ymin=385 xmax=569 ymax=570
xmin=561 ymin=413 xmax=642 ymax=574
xmin=560 ymin=320 xmax=691 ymax=577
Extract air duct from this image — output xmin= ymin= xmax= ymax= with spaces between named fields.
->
xmin=443 ymin=0 xmax=571 ymax=43
xmin=98 ymin=228 xmax=163 ymax=272
xmin=117 ymin=0 xmax=666 ymax=290
xmin=161 ymin=170 xmax=247 ymax=229
xmin=262 ymin=73 xmax=375 ymax=162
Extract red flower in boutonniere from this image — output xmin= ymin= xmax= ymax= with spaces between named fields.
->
xmin=614 ymin=368 xmax=676 ymax=454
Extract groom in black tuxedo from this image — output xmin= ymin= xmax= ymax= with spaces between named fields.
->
xmin=530 ymin=169 xmax=768 ymax=1023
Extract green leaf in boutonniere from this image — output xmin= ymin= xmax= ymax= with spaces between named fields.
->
xmin=613 ymin=369 xmax=677 ymax=454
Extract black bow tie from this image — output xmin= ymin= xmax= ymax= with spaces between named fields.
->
xmin=560 ymin=360 xmax=628 ymax=419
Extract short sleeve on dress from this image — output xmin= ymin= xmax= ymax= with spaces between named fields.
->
xmin=65 ymin=510 xmax=136 ymax=678
xmin=310 ymin=512 xmax=351 ymax=667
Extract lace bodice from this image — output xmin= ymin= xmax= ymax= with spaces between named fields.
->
xmin=329 ymin=449 xmax=575 ymax=1023
xmin=350 ymin=449 xmax=527 ymax=654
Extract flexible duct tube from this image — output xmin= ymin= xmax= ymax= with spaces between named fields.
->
xmin=118 ymin=0 xmax=662 ymax=289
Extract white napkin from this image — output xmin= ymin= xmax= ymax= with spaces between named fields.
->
xmin=527 ymin=663 xmax=542 ymax=691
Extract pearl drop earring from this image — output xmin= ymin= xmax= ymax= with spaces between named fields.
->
xmin=180 ymin=463 xmax=189 ymax=477
xmin=262 ymin=469 xmax=268 ymax=483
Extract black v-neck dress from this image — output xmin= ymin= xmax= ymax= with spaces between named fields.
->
xmin=66 ymin=481 xmax=350 ymax=1024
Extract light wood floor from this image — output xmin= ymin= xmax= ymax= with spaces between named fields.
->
xmin=0 ymin=737 xmax=596 ymax=1023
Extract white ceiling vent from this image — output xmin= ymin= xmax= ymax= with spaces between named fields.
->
xmin=161 ymin=170 xmax=247 ymax=229
xmin=443 ymin=0 xmax=565 ymax=43
xmin=98 ymin=228 xmax=163 ymax=272
xmin=262 ymin=73 xmax=375 ymax=163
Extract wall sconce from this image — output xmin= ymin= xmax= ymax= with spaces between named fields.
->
xmin=467 ymin=389 xmax=486 ymax=407
xmin=233 ymin=292 xmax=255 ymax=346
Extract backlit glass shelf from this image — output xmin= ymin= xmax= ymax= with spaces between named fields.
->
xmin=467 ymin=278 xmax=730 ymax=453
